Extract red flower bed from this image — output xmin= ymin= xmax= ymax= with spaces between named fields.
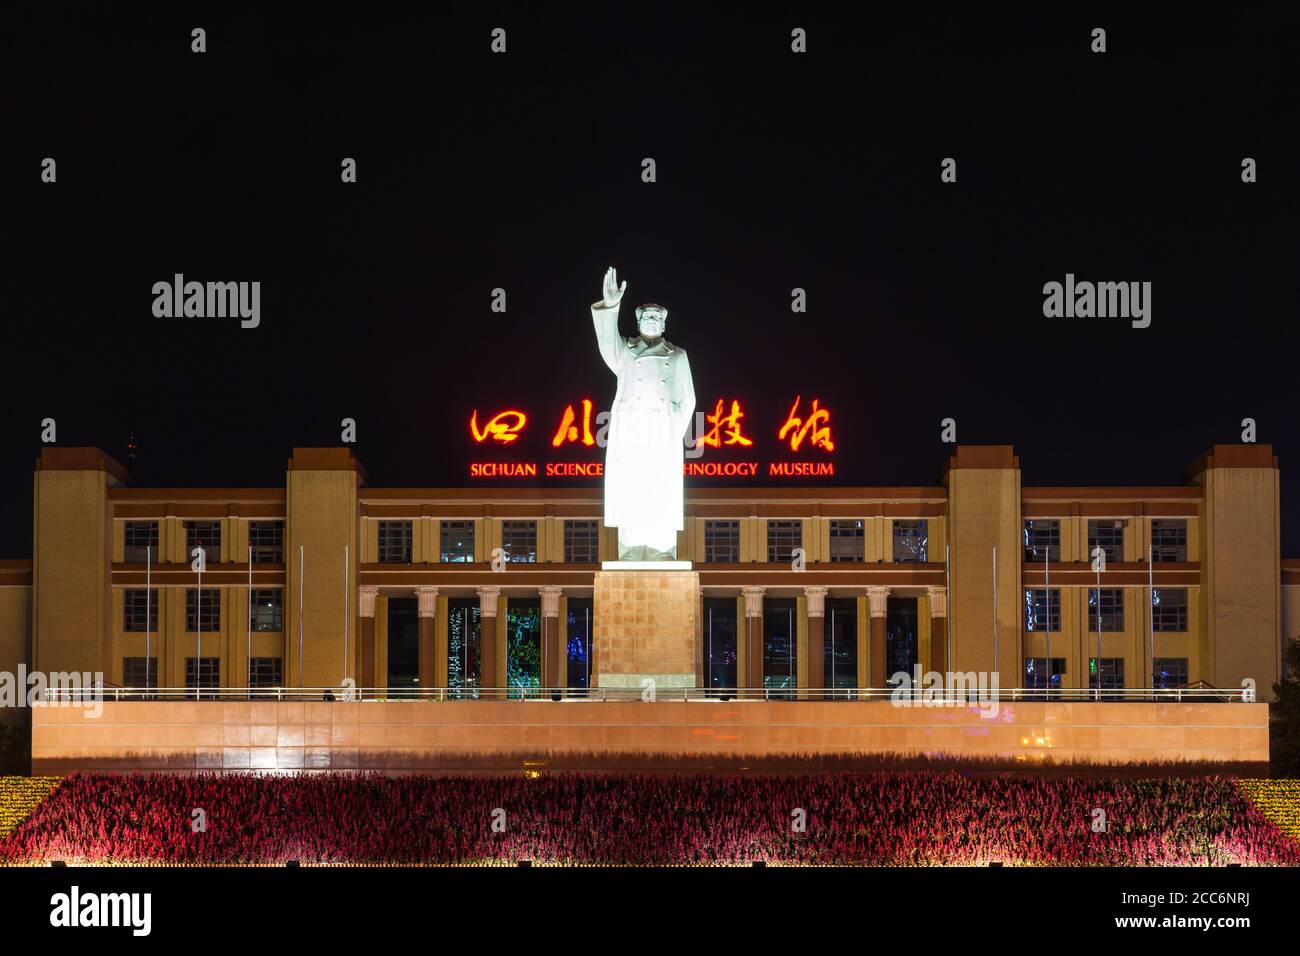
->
xmin=1 ymin=772 xmax=1296 ymax=866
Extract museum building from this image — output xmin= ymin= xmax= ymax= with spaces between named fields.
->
xmin=0 ymin=442 xmax=1293 ymax=704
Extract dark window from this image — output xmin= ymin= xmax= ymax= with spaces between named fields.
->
xmin=122 ymin=657 xmax=158 ymax=689
xmin=123 ymin=589 xmax=158 ymax=632
xmin=1024 ymin=657 xmax=1066 ymax=696
xmin=1150 ymin=520 xmax=1188 ymax=562
xmin=1023 ymin=520 xmax=1060 ymax=563
xmin=892 ymin=520 xmax=928 ymax=563
xmin=762 ymin=597 xmax=797 ymax=695
xmin=251 ymin=589 xmax=283 ymax=631
xmin=386 ymin=597 xmax=418 ymax=688
xmin=249 ymin=657 xmax=283 ymax=688
xmin=885 ymin=597 xmax=919 ymax=680
xmin=378 ymin=521 xmax=413 ymax=563
xmin=1152 ymin=588 xmax=1188 ymax=631
xmin=704 ymin=521 xmax=740 ymax=563
xmin=248 ymin=521 xmax=284 ymax=563
xmin=766 ymin=520 xmax=802 ymax=564
xmin=185 ymin=588 xmax=220 ymax=631
xmin=566 ymin=598 xmax=593 ymax=690
xmin=1087 ymin=588 xmax=1124 ymax=632
xmin=1024 ymin=588 xmax=1061 ymax=632
xmin=563 ymin=520 xmax=600 ymax=563
xmin=439 ymin=520 xmax=475 ymax=563
xmin=828 ymin=520 xmax=864 ymax=562
xmin=1153 ymin=657 xmax=1189 ymax=688
xmin=501 ymin=520 xmax=537 ymax=563
xmin=1088 ymin=657 xmax=1125 ymax=694
xmin=824 ymin=597 xmax=858 ymax=691
xmin=186 ymin=520 xmax=222 ymax=565
xmin=186 ymin=657 xmax=220 ymax=693
xmin=447 ymin=598 xmax=482 ymax=694
xmin=703 ymin=597 xmax=738 ymax=689
xmin=124 ymin=521 xmax=158 ymax=563
xmin=1087 ymin=519 xmax=1124 ymax=565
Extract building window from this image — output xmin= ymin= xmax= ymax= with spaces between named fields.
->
xmin=440 ymin=520 xmax=475 ymax=563
xmin=185 ymin=588 xmax=220 ymax=631
xmin=123 ymin=589 xmax=158 ymax=632
xmin=704 ymin=521 xmax=740 ymax=563
xmin=1151 ymin=588 xmax=1188 ymax=631
xmin=248 ymin=521 xmax=284 ymax=563
xmin=563 ymin=520 xmax=600 ymax=563
xmin=828 ymin=520 xmax=864 ymax=562
xmin=1023 ymin=520 xmax=1060 ymax=563
xmin=1150 ymin=519 xmax=1188 ymax=562
xmin=186 ymin=520 xmax=222 ymax=564
xmin=249 ymin=657 xmax=283 ymax=688
xmin=1023 ymin=589 xmax=1061 ymax=632
xmin=378 ymin=520 xmax=413 ymax=563
xmin=251 ymin=589 xmax=283 ymax=631
xmin=1024 ymin=657 xmax=1066 ymax=695
xmin=1087 ymin=588 xmax=1124 ymax=632
xmin=767 ymin=520 xmax=802 ymax=564
xmin=501 ymin=520 xmax=537 ymax=563
xmin=1153 ymin=657 xmax=1189 ymax=688
xmin=892 ymin=520 xmax=928 ymax=563
xmin=122 ymin=657 xmax=158 ymax=690
xmin=1087 ymin=519 xmax=1124 ymax=565
xmin=1089 ymin=658 xmax=1125 ymax=694
xmin=124 ymin=521 xmax=158 ymax=563
xmin=186 ymin=657 xmax=220 ymax=693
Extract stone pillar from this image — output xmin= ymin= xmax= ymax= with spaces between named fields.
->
xmin=742 ymin=587 xmax=766 ymax=689
xmin=804 ymin=587 xmax=828 ymax=691
xmin=540 ymin=586 xmax=564 ymax=689
xmin=867 ymin=586 xmax=890 ymax=689
xmin=415 ymin=586 xmax=438 ymax=692
xmin=928 ymin=586 xmax=948 ymax=676
xmin=358 ymin=586 xmax=378 ymax=690
xmin=477 ymin=586 xmax=500 ymax=698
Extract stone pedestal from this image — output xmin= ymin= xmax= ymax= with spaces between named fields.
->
xmin=593 ymin=568 xmax=699 ymax=689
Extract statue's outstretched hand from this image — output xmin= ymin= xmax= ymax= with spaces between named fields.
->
xmin=601 ymin=267 xmax=627 ymax=309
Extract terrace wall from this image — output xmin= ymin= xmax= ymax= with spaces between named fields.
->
xmin=30 ymin=700 xmax=1269 ymax=773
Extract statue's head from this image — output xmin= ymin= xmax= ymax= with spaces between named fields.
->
xmin=635 ymin=303 xmax=667 ymax=338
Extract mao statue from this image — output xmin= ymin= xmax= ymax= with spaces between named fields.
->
xmin=591 ymin=267 xmax=696 ymax=561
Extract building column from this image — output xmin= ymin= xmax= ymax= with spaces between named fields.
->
xmin=867 ymin=586 xmax=890 ymax=689
xmin=804 ymin=587 xmax=828 ymax=691
xmin=928 ymin=586 xmax=948 ymax=675
xmin=540 ymin=586 xmax=564 ymax=689
xmin=358 ymin=586 xmax=378 ymax=689
xmin=742 ymin=587 xmax=766 ymax=689
xmin=415 ymin=586 xmax=438 ymax=692
xmin=477 ymin=586 xmax=500 ymax=697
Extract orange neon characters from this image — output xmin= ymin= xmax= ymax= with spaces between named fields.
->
xmin=470 ymin=408 xmax=527 ymax=444
xmin=551 ymin=399 xmax=597 ymax=447
xmin=697 ymin=398 xmax=754 ymax=448
xmin=778 ymin=396 xmax=834 ymax=452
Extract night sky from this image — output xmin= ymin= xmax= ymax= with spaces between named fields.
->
xmin=6 ymin=7 xmax=1300 ymax=558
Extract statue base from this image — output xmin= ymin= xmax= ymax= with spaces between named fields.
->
xmin=593 ymin=568 xmax=699 ymax=690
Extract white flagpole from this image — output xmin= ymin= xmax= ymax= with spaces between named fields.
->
xmin=247 ymin=545 xmax=253 ymax=694
xmin=196 ymin=549 xmax=203 ymax=700
xmin=343 ymin=545 xmax=349 ymax=685
xmin=945 ymin=544 xmax=953 ymax=674
xmin=1044 ymin=544 xmax=1050 ymax=699
xmin=145 ymin=545 xmax=151 ymax=694
xmin=1095 ymin=547 xmax=1102 ymax=701
xmin=1148 ymin=544 xmax=1155 ymax=696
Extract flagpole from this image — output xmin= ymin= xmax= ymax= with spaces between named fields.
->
xmin=1095 ymin=545 xmax=1102 ymax=701
xmin=992 ymin=545 xmax=998 ymax=684
xmin=1148 ymin=543 xmax=1155 ymax=698
xmin=247 ymin=545 xmax=253 ymax=695
xmin=196 ymin=548 xmax=203 ymax=701
xmin=1044 ymin=544 xmax=1050 ymax=700
xmin=343 ymin=545 xmax=350 ymax=686
xmin=945 ymin=544 xmax=952 ymax=674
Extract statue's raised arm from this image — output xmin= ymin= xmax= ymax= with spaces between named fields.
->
xmin=592 ymin=266 xmax=627 ymax=373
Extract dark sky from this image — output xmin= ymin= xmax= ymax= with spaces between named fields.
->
xmin=5 ymin=7 xmax=1299 ymax=558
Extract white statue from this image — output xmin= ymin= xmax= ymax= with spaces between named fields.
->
xmin=591 ymin=267 xmax=696 ymax=561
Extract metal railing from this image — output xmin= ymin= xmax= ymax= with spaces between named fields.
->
xmin=41 ymin=685 xmax=1251 ymax=704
